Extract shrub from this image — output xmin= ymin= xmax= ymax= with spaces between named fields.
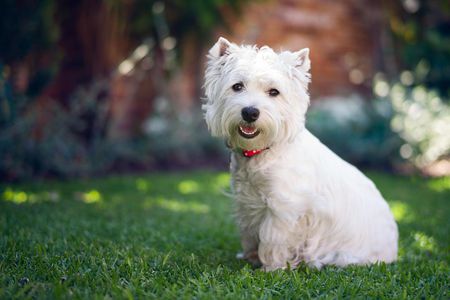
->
xmin=0 ymin=80 xmax=226 ymax=181
xmin=142 ymin=97 xmax=228 ymax=168
xmin=374 ymin=74 xmax=450 ymax=168
xmin=308 ymin=79 xmax=450 ymax=170
xmin=0 ymin=79 xmax=151 ymax=181
xmin=307 ymin=95 xmax=401 ymax=168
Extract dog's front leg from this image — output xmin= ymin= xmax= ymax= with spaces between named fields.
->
xmin=258 ymin=213 xmax=297 ymax=271
xmin=236 ymin=227 xmax=261 ymax=267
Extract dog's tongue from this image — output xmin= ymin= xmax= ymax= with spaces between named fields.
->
xmin=241 ymin=125 xmax=256 ymax=134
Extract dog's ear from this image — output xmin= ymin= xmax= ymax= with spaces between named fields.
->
xmin=209 ymin=37 xmax=232 ymax=59
xmin=279 ymin=48 xmax=310 ymax=73
xmin=293 ymin=48 xmax=310 ymax=72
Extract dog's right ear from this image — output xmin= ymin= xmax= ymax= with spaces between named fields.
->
xmin=208 ymin=37 xmax=232 ymax=59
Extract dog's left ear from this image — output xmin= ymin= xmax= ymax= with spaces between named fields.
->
xmin=208 ymin=37 xmax=232 ymax=59
xmin=279 ymin=48 xmax=310 ymax=73
xmin=293 ymin=48 xmax=310 ymax=72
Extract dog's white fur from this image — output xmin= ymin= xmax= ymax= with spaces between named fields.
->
xmin=203 ymin=37 xmax=398 ymax=271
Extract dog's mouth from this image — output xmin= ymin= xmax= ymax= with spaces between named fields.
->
xmin=238 ymin=124 xmax=260 ymax=139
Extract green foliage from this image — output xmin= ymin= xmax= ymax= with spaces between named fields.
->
xmin=164 ymin=0 xmax=248 ymax=37
xmin=387 ymin=85 xmax=449 ymax=167
xmin=308 ymin=75 xmax=450 ymax=169
xmin=0 ymin=171 xmax=449 ymax=298
xmin=306 ymin=95 xmax=401 ymax=168
xmin=0 ymin=0 xmax=58 ymax=97
xmin=119 ymin=0 xmax=252 ymax=59
xmin=143 ymin=98 xmax=228 ymax=168
xmin=387 ymin=1 xmax=450 ymax=97
xmin=0 ymin=80 xmax=142 ymax=180
xmin=0 ymin=0 xmax=57 ymax=63
xmin=0 ymin=80 xmax=226 ymax=181
xmin=373 ymin=72 xmax=450 ymax=168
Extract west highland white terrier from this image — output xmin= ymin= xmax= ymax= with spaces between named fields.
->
xmin=203 ymin=37 xmax=398 ymax=271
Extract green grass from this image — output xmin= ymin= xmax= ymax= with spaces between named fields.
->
xmin=1 ymin=171 xmax=449 ymax=299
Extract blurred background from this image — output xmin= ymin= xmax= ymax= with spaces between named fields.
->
xmin=0 ymin=0 xmax=449 ymax=181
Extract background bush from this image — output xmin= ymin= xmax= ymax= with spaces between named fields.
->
xmin=0 ymin=82 xmax=227 ymax=181
xmin=307 ymin=95 xmax=401 ymax=168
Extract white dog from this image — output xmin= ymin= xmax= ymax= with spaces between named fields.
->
xmin=203 ymin=37 xmax=398 ymax=271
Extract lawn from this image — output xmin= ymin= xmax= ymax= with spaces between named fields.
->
xmin=1 ymin=171 xmax=449 ymax=299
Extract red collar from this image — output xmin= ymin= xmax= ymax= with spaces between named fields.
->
xmin=242 ymin=148 xmax=269 ymax=158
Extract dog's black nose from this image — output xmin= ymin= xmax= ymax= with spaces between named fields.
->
xmin=241 ymin=107 xmax=260 ymax=123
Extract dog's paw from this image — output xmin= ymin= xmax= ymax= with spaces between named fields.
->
xmin=236 ymin=251 xmax=262 ymax=267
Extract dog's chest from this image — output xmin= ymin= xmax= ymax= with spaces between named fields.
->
xmin=232 ymin=167 xmax=270 ymax=205
xmin=230 ymin=156 xmax=276 ymax=223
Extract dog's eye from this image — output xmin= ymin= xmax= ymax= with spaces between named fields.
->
xmin=232 ymin=82 xmax=244 ymax=92
xmin=268 ymin=89 xmax=280 ymax=97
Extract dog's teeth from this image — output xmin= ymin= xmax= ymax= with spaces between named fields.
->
xmin=240 ymin=126 xmax=256 ymax=134
xmin=238 ymin=125 xmax=259 ymax=139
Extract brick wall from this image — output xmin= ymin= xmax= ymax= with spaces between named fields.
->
xmin=223 ymin=0 xmax=382 ymax=99
xmin=171 ymin=0 xmax=383 ymax=110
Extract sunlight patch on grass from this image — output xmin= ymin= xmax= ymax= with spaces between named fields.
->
xmin=1 ymin=188 xmax=60 ymax=204
xmin=157 ymin=198 xmax=209 ymax=213
xmin=389 ymin=200 xmax=414 ymax=222
xmin=2 ymin=188 xmax=28 ymax=204
xmin=136 ymin=178 xmax=150 ymax=192
xmin=144 ymin=197 xmax=209 ymax=213
xmin=214 ymin=173 xmax=231 ymax=192
xmin=178 ymin=180 xmax=200 ymax=194
xmin=413 ymin=231 xmax=437 ymax=252
xmin=427 ymin=177 xmax=450 ymax=192
xmin=215 ymin=173 xmax=230 ymax=187
xmin=80 ymin=190 xmax=103 ymax=204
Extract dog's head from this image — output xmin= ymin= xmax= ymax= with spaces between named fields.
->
xmin=203 ymin=37 xmax=311 ymax=151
